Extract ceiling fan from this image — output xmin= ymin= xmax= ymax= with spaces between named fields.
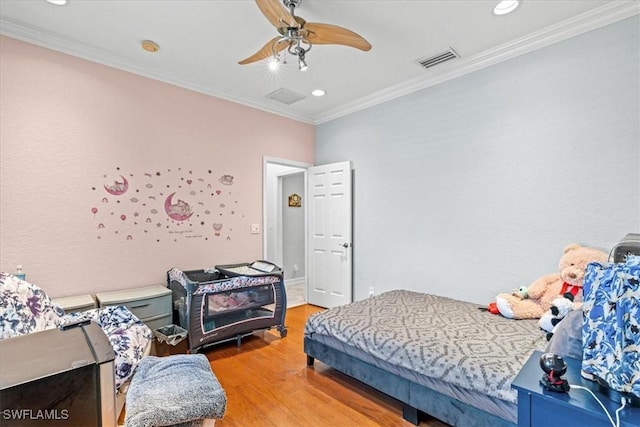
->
xmin=239 ymin=0 xmax=372 ymax=71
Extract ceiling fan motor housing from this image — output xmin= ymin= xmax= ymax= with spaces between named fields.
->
xmin=238 ymin=0 xmax=371 ymax=66
xmin=283 ymin=0 xmax=301 ymax=10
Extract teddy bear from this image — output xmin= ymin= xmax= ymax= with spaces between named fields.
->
xmin=495 ymin=243 xmax=608 ymax=319
xmin=539 ymin=293 xmax=577 ymax=340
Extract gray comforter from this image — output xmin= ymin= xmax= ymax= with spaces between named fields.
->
xmin=305 ymin=290 xmax=547 ymax=403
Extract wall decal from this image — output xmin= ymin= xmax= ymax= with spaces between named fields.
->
xmin=219 ymin=175 xmax=234 ymax=185
xmin=104 ymin=175 xmax=129 ymax=195
xmin=91 ymin=167 xmax=242 ymax=242
xmin=164 ymin=192 xmax=194 ymax=221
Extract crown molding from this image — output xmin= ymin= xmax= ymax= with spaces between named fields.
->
xmin=313 ymin=0 xmax=640 ymax=125
xmin=0 ymin=17 xmax=314 ymax=125
xmin=1 ymin=1 xmax=638 ymax=126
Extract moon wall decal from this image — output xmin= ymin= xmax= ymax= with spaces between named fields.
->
xmin=164 ymin=192 xmax=194 ymax=222
xmin=104 ymin=175 xmax=129 ymax=196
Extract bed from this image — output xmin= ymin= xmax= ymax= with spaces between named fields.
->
xmin=304 ymin=290 xmax=548 ymax=426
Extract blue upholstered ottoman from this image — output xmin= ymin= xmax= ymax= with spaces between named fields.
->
xmin=125 ymin=354 xmax=226 ymax=427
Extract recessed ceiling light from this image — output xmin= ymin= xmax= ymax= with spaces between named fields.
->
xmin=311 ymin=89 xmax=326 ymax=97
xmin=141 ymin=40 xmax=160 ymax=53
xmin=46 ymin=0 xmax=68 ymax=5
xmin=493 ymin=0 xmax=520 ymax=15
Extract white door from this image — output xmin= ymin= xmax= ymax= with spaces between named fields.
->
xmin=307 ymin=161 xmax=353 ymax=308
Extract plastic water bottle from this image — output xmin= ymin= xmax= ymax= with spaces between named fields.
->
xmin=15 ymin=265 xmax=26 ymax=280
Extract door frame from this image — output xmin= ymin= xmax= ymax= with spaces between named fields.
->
xmin=263 ymin=157 xmax=312 ymax=289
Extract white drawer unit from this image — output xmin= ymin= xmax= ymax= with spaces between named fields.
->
xmin=96 ymin=285 xmax=172 ymax=331
xmin=53 ymin=294 xmax=96 ymax=313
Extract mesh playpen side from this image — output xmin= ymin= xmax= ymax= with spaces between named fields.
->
xmin=167 ymin=268 xmax=287 ymax=352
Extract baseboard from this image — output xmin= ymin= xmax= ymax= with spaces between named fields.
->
xmin=286 ymin=277 xmax=305 ymax=288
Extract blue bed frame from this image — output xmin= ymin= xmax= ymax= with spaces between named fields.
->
xmin=304 ymin=337 xmax=516 ymax=427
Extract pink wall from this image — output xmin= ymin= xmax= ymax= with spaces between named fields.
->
xmin=0 ymin=36 xmax=314 ymax=298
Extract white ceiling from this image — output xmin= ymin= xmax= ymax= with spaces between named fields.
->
xmin=0 ymin=0 xmax=638 ymax=124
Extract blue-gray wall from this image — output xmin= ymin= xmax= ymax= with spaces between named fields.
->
xmin=316 ymin=16 xmax=640 ymax=305
xmin=282 ymin=172 xmax=305 ymax=280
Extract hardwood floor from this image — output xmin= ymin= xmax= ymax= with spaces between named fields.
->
xmin=200 ymin=304 xmax=450 ymax=427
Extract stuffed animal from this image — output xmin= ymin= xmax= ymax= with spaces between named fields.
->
xmin=483 ymin=286 xmax=528 ymax=314
xmin=512 ymin=286 xmax=529 ymax=299
xmin=539 ymin=294 xmax=577 ymax=341
xmin=495 ymin=243 xmax=608 ymax=319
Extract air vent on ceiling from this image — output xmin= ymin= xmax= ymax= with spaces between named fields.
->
xmin=266 ymin=88 xmax=306 ymax=105
xmin=416 ymin=48 xmax=459 ymax=70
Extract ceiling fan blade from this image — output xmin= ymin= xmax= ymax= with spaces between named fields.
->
xmin=304 ymin=23 xmax=372 ymax=51
xmin=255 ymin=0 xmax=299 ymax=29
xmin=238 ymin=37 xmax=289 ymax=65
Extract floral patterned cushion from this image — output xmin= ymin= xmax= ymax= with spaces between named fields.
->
xmin=0 ymin=273 xmax=152 ymax=390
xmin=0 ymin=272 xmax=65 ymax=338
xmin=64 ymin=306 xmax=152 ymax=389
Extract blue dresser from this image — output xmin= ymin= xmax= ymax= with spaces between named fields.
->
xmin=512 ymin=350 xmax=640 ymax=427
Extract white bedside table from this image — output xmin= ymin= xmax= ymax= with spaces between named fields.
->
xmin=95 ymin=285 xmax=172 ymax=331
xmin=53 ymin=294 xmax=96 ymax=313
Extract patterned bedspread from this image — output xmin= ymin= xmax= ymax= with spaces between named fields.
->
xmin=305 ymin=290 xmax=547 ymax=403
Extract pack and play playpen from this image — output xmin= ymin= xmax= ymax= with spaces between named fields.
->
xmin=167 ymin=261 xmax=287 ymax=352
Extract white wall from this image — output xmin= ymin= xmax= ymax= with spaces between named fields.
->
xmin=315 ymin=16 xmax=640 ymax=304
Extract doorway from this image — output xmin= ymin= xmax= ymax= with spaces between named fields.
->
xmin=263 ymin=158 xmax=354 ymax=308
xmin=263 ymin=157 xmax=311 ymax=307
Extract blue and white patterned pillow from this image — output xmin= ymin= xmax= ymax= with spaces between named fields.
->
xmin=582 ymin=256 xmax=640 ymax=398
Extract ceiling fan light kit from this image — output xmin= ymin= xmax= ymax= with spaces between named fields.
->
xmin=240 ymin=0 xmax=371 ymax=72
xmin=297 ymin=52 xmax=308 ymax=71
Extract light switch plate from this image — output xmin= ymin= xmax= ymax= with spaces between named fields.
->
xmin=250 ymin=224 xmax=260 ymax=234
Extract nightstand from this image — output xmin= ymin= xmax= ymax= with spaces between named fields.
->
xmin=53 ymin=294 xmax=96 ymax=313
xmin=95 ymin=285 xmax=172 ymax=331
xmin=512 ymin=350 xmax=640 ymax=427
